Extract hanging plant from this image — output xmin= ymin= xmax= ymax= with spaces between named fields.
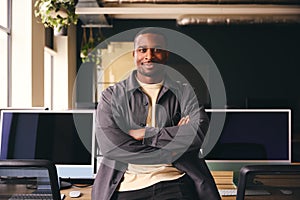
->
xmin=80 ymin=27 xmax=105 ymax=65
xmin=34 ymin=0 xmax=78 ymax=36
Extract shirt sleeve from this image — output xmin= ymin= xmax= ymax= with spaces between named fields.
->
xmin=142 ymin=83 xmax=209 ymax=158
xmin=96 ymin=86 xmax=174 ymax=165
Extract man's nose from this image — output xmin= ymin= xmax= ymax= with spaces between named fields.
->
xmin=145 ymin=49 xmax=154 ymax=60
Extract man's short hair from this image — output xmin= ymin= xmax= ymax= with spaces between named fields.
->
xmin=134 ymin=27 xmax=168 ymax=47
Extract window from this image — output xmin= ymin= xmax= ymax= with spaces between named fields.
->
xmin=0 ymin=0 xmax=8 ymax=28
xmin=0 ymin=0 xmax=11 ymax=107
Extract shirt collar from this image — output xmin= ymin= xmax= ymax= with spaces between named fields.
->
xmin=126 ymin=70 xmax=179 ymax=92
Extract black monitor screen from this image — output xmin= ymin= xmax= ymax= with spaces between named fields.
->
xmin=0 ymin=110 xmax=94 ymax=165
xmin=205 ymin=109 xmax=291 ymax=162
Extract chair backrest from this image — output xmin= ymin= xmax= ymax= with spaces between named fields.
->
xmin=236 ymin=165 xmax=300 ymax=200
xmin=0 ymin=159 xmax=61 ymax=200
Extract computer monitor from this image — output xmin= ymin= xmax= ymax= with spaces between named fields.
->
xmin=0 ymin=109 xmax=96 ymax=180
xmin=203 ymin=109 xmax=291 ymax=170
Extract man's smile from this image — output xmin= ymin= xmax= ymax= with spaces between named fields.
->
xmin=141 ymin=62 xmax=156 ymax=69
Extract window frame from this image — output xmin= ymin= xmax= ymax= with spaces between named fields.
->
xmin=0 ymin=0 xmax=12 ymax=107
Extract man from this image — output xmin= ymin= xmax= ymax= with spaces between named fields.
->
xmin=92 ymin=27 xmax=221 ymax=200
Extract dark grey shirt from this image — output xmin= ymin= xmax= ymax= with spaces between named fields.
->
xmin=92 ymin=70 xmax=221 ymax=200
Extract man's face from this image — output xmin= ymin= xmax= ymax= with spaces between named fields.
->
xmin=133 ymin=33 xmax=169 ymax=80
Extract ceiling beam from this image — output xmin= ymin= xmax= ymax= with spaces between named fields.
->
xmin=76 ymin=4 xmax=300 ymax=19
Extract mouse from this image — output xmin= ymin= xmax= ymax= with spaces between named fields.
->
xmin=69 ymin=190 xmax=81 ymax=198
xmin=279 ymin=189 xmax=293 ymax=195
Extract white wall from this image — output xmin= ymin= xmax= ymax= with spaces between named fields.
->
xmin=10 ymin=0 xmax=76 ymax=110
xmin=11 ymin=0 xmax=44 ymax=107
xmin=52 ymin=25 xmax=76 ymax=110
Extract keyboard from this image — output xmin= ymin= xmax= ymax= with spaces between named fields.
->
xmin=218 ymin=189 xmax=271 ymax=196
xmin=218 ymin=189 xmax=237 ymax=196
xmin=9 ymin=194 xmax=53 ymax=200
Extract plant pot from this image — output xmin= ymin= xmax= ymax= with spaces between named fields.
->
xmin=54 ymin=26 xmax=68 ymax=36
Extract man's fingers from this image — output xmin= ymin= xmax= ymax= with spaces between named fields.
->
xmin=177 ymin=116 xmax=190 ymax=126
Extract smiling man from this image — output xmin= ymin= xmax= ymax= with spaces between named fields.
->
xmin=134 ymin=31 xmax=168 ymax=84
xmin=92 ymin=27 xmax=221 ymax=200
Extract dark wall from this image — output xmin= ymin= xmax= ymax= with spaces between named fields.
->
xmin=76 ymin=19 xmax=300 ymax=161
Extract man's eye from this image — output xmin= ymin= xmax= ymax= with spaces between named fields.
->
xmin=153 ymin=48 xmax=163 ymax=53
xmin=137 ymin=48 xmax=164 ymax=53
xmin=138 ymin=48 xmax=147 ymax=53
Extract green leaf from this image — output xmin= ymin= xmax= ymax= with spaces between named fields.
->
xmin=34 ymin=0 xmax=78 ymax=29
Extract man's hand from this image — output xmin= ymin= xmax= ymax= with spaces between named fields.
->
xmin=128 ymin=128 xmax=145 ymax=141
xmin=177 ymin=115 xmax=190 ymax=126
xmin=128 ymin=116 xmax=189 ymax=141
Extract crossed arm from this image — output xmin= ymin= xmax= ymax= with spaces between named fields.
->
xmin=129 ymin=116 xmax=190 ymax=141
xmin=96 ymin=84 xmax=209 ymax=164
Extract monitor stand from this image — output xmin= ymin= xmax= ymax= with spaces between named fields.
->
xmin=59 ymin=180 xmax=72 ymax=189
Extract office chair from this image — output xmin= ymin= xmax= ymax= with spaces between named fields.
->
xmin=0 ymin=159 xmax=61 ymax=200
xmin=236 ymin=165 xmax=300 ymax=200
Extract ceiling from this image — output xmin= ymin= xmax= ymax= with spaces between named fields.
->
xmin=75 ymin=0 xmax=300 ymax=25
